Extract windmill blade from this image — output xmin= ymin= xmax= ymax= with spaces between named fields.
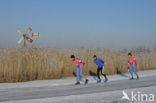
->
xmin=32 ymin=32 xmax=40 ymax=38
xmin=25 ymin=36 xmax=33 ymax=43
xmin=25 ymin=27 xmax=32 ymax=35
xmin=16 ymin=29 xmax=24 ymax=35
xmin=17 ymin=37 xmax=24 ymax=44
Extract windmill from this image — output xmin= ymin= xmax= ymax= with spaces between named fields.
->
xmin=16 ymin=27 xmax=33 ymax=47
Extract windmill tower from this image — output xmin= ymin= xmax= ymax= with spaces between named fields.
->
xmin=16 ymin=27 xmax=33 ymax=47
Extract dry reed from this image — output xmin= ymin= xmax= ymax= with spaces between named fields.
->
xmin=0 ymin=47 xmax=156 ymax=82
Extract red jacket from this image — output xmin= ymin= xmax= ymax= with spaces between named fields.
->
xmin=73 ymin=58 xmax=85 ymax=68
xmin=128 ymin=57 xmax=137 ymax=67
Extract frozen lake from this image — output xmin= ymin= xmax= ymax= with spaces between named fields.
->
xmin=0 ymin=70 xmax=156 ymax=103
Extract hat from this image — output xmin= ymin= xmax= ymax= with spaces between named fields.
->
xmin=93 ymin=55 xmax=97 ymax=58
xmin=71 ymin=55 xmax=75 ymax=58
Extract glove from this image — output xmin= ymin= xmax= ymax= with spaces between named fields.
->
xmin=128 ymin=67 xmax=130 ymax=72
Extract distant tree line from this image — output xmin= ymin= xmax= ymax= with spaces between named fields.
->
xmin=121 ymin=44 xmax=156 ymax=53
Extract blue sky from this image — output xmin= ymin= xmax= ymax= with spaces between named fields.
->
xmin=0 ymin=0 xmax=156 ymax=49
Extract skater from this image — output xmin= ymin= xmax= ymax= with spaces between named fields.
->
xmin=128 ymin=53 xmax=139 ymax=80
xmin=70 ymin=55 xmax=88 ymax=85
xmin=93 ymin=55 xmax=108 ymax=83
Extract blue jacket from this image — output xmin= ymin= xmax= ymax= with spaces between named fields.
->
xmin=94 ymin=58 xmax=104 ymax=68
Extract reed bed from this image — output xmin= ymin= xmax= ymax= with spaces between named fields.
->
xmin=0 ymin=47 xmax=156 ymax=82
